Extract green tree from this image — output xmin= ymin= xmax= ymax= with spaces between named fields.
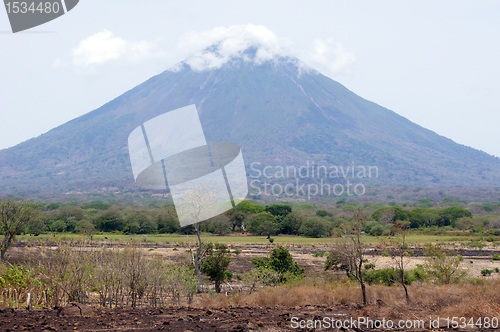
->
xmin=225 ymin=210 xmax=245 ymax=232
xmin=76 ymin=219 xmax=96 ymax=240
xmin=235 ymin=201 xmax=265 ymax=214
xmin=201 ymin=243 xmax=231 ymax=293
xmin=95 ymin=209 xmax=124 ymax=232
xmin=125 ymin=210 xmax=156 ymax=234
xmin=406 ymin=210 xmax=426 ymax=228
xmin=371 ymin=207 xmax=407 ymax=224
xmin=441 ymin=207 xmax=473 ymax=227
xmin=281 ymin=212 xmax=305 ymax=235
xmin=316 ymin=210 xmax=333 ymax=217
xmin=27 ymin=217 xmax=46 ymax=236
xmin=423 ymin=243 xmax=466 ymax=284
xmin=298 ymin=216 xmax=332 ymax=237
xmin=265 ymin=204 xmax=292 ymax=220
xmin=205 ymin=215 xmax=232 ymax=235
xmin=157 ymin=207 xmax=180 ymax=233
xmin=248 ymin=212 xmax=280 ymax=237
xmin=251 ymin=246 xmax=304 ymax=282
xmin=0 ymin=199 xmax=40 ymax=261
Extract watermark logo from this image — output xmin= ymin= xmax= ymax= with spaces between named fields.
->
xmin=250 ymin=161 xmax=379 ymax=200
xmin=128 ymin=105 xmax=248 ymax=227
xmin=3 ymin=0 xmax=79 ymax=33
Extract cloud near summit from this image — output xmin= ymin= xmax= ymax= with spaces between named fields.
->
xmin=55 ymin=25 xmax=354 ymax=78
xmin=175 ymin=25 xmax=355 ymax=76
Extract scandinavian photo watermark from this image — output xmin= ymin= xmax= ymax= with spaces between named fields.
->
xmin=249 ymin=161 xmax=379 ymax=199
xmin=290 ymin=316 xmax=499 ymax=330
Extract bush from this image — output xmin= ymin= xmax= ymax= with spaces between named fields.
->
xmin=467 ymin=241 xmax=484 ymax=248
xmin=369 ymin=224 xmax=385 ymax=236
xmin=481 ymin=269 xmax=493 ymax=277
xmin=492 ymin=254 xmax=500 ymax=261
xmin=201 ymin=243 xmax=232 ymax=293
xmin=423 ymin=243 xmax=467 ymax=284
xmin=468 ymin=278 xmax=486 ymax=286
xmin=251 ymin=246 xmax=304 ymax=283
xmin=316 ymin=210 xmax=333 ymax=218
xmin=312 ymin=251 xmax=325 ymax=257
xmin=489 ymin=229 xmax=500 ymax=236
xmin=364 ymin=267 xmax=425 ymax=286
xmin=364 ymin=268 xmax=397 ymax=286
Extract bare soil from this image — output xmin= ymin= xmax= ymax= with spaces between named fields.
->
xmin=2 ymin=302 xmax=500 ymax=331
xmin=2 ymin=243 xmax=500 ymax=331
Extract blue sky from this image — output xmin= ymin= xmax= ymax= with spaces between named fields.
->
xmin=1 ymin=0 xmax=499 ymax=157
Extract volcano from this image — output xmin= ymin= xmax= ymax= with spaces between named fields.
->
xmin=1 ymin=51 xmax=499 ymax=197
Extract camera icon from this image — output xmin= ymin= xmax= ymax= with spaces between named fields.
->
xmin=128 ymin=105 xmax=248 ymax=227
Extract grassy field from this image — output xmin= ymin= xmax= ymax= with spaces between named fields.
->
xmin=17 ymin=232 xmax=499 ymax=247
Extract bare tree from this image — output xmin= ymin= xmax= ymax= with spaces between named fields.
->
xmin=325 ymin=208 xmax=370 ymax=305
xmin=389 ymin=221 xmax=411 ymax=302
xmin=0 ymin=199 xmax=40 ymax=261
xmin=181 ymin=184 xmax=216 ymax=293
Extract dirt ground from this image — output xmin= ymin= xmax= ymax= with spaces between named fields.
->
xmin=2 ymin=303 xmax=500 ymax=332
xmin=2 ymin=242 xmax=500 ymax=331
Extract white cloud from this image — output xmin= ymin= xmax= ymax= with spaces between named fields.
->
xmin=306 ymin=39 xmax=356 ymax=75
xmin=175 ymin=25 xmax=292 ymax=71
xmin=70 ymin=30 xmax=158 ymax=67
xmin=173 ymin=25 xmax=355 ymax=77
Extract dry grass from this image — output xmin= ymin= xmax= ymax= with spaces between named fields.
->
xmin=200 ymin=278 xmax=500 ymax=321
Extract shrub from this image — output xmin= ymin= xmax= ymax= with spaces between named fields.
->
xmin=492 ymin=254 xmax=500 ymax=261
xmin=481 ymin=269 xmax=493 ymax=277
xmin=364 ymin=268 xmax=397 ymax=286
xmin=201 ymin=243 xmax=232 ymax=293
xmin=369 ymin=224 xmax=385 ymax=236
xmin=316 ymin=210 xmax=333 ymax=217
xmin=468 ymin=278 xmax=486 ymax=286
xmin=467 ymin=241 xmax=484 ymax=248
xmin=312 ymin=251 xmax=325 ymax=257
xmin=363 ymin=267 xmax=425 ymax=286
xmin=251 ymin=246 xmax=304 ymax=283
xmin=423 ymin=243 xmax=467 ymax=284
xmin=489 ymin=229 xmax=500 ymax=236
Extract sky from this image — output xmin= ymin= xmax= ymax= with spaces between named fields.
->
xmin=1 ymin=0 xmax=499 ymax=157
